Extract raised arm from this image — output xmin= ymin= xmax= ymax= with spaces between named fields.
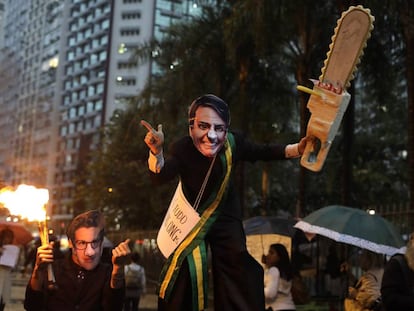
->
xmin=141 ymin=120 xmax=164 ymax=155
xmin=110 ymin=239 xmax=132 ymax=289
xmin=29 ymin=243 xmax=54 ymax=291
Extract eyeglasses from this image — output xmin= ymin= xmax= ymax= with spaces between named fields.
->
xmin=74 ymin=238 xmax=103 ymax=250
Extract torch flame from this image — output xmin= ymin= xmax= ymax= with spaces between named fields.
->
xmin=0 ymin=184 xmax=49 ymax=222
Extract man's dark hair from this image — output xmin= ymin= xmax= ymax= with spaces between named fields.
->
xmin=66 ymin=209 xmax=105 ymax=242
xmin=188 ymin=94 xmax=230 ymax=127
xmin=131 ymin=252 xmax=141 ymax=264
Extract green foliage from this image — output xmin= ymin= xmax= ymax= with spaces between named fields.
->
xmin=73 ymin=1 xmax=410 ymax=229
xmin=73 ymin=100 xmax=177 ymax=230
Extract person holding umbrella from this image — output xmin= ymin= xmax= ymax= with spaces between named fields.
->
xmin=344 ymin=249 xmax=384 ymax=311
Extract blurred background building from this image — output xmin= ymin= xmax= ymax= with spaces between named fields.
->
xmin=0 ymin=0 xmax=211 ymax=228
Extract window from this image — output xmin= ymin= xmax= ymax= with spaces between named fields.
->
xmin=115 ymin=77 xmax=136 ymax=86
xmin=69 ymin=21 xmax=77 ymax=32
xmin=120 ymin=28 xmax=140 ymax=36
xmin=118 ymin=43 xmax=138 ymax=54
xmin=96 ymin=82 xmax=104 ymax=93
xmin=60 ymin=125 xmax=67 ymax=136
xmin=67 ymin=51 xmax=75 ymax=61
xmin=98 ymin=50 xmax=107 ymax=61
xmin=95 ymin=99 xmax=103 ymax=111
xmin=80 ymin=74 xmax=88 ymax=84
xmin=121 ymin=11 xmax=141 ymax=19
xmin=69 ymin=107 xmax=77 ymax=118
xmin=87 ymin=101 xmax=94 ymax=113
xmin=78 ymin=105 xmax=85 ymax=116
xmin=64 ymin=80 xmax=72 ymax=89
xmin=63 ymin=95 xmax=71 ymax=105
xmin=68 ymin=36 xmax=76 ymax=46
xmin=101 ymin=19 xmax=109 ymax=30
xmin=88 ymin=85 xmax=95 ymax=96
xmin=118 ymin=61 xmax=138 ymax=69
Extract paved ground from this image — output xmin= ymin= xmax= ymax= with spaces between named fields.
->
xmin=6 ymin=272 xmax=158 ymax=311
xmin=7 ymin=272 xmax=337 ymax=311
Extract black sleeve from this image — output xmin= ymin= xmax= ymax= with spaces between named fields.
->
xmin=148 ymin=137 xmax=184 ymax=185
xmin=104 ymin=287 xmax=125 ymax=311
xmin=24 ymin=285 xmax=45 ymax=311
xmin=232 ymin=131 xmax=287 ymax=162
xmin=381 ymin=255 xmax=414 ymax=309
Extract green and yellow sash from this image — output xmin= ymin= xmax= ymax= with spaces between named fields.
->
xmin=157 ymin=133 xmax=235 ymax=310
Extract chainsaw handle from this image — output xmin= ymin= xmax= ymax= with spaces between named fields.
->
xmin=300 ymin=137 xmax=331 ymax=172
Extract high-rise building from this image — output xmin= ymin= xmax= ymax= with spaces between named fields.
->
xmin=0 ymin=0 xmax=213 ymax=228
xmin=0 ymin=0 xmax=63 ymax=192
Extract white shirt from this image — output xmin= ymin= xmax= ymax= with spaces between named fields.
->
xmin=264 ymin=266 xmax=296 ymax=310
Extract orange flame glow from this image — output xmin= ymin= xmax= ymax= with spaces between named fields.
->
xmin=0 ymin=184 xmax=49 ymax=222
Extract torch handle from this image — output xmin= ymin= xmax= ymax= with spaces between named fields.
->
xmin=47 ymin=264 xmax=58 ymax=290
xmin=38 ymin=220 xmax=58 ymax=290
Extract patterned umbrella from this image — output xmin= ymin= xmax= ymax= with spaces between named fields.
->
xmin=294 ymin=205 xmax=406 ymax=256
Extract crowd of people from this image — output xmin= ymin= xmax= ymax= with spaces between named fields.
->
xmin=0 ymin=94 xmax=412 ymax=311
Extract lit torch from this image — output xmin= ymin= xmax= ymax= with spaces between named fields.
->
xmin=0 ymin=184 xmax=57 ymax=290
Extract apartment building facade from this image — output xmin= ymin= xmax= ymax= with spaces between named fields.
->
xmin=0 ymin=0 xmax=209 ymax=227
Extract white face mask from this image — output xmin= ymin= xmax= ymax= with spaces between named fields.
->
xmin=189 ymin=107 xmax=227 ymax=158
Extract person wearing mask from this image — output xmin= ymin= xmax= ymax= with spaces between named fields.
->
xmin=141 ymin=94 xmax=307 ymax=311
xmin=24 ymin=209 xmax=131 ymax=311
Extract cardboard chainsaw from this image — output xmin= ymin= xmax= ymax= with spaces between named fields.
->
xmin=298 ymin=5 xmax=375 ymax=172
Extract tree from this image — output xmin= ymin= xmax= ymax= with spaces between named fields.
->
xmin=74 ymin=1 xmax=411 ymax=230
xmin=398 ymin=0 xmax=414 ymax=213
xmin=73 ymin=101 xmax=177 ymax=230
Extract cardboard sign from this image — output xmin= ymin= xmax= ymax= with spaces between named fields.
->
xmin=0 ymin=244 xmax=20 ymax=268
xmin=157 ymin=182 xmax=200 ymax=258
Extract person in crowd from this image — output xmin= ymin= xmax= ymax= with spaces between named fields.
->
xmin=22 ymin=238 xmax=41 ymax=277
xmin=339 ymin=258 xmax=359 ymax=302
xmin=263 ymin=243 xmax=296 ymax=311
xmin=24 ymin=209 xmax=131 ymax=311
xmin=124 ymin=252 xmax=146 ymax=311
xmin=344 ymin=249 xmax=384 ymax=311
xmin=324 ymin=244 xmax=342 ymax=296
xmin=49 ymin=235 xmax=65 ymax=260
xmin=0 ymin=229 xmax=19 ymax=311
xmin=381 ymin=232 xmax=414 ymax=310
xmin=141 ymin=94 xmax=307 ymax=311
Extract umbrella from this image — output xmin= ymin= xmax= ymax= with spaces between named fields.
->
xmin=0 ymin=221 xmax=34 ymax=245
xmin=244 ymin=216 xmax=297 ymax=237
xmin=294 ymin=205 xmax=406 ymax=256
xmin=243 ymin=216 xmax=297 ymax=264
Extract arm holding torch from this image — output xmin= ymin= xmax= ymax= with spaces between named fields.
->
xmin=29 ymin=220 xmax=58 ymax=291
xmin=29 ymin=242 xmax=54 ymax=291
